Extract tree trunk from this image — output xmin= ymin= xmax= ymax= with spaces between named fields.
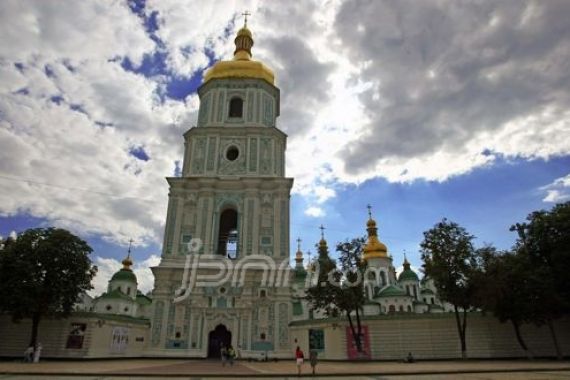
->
xmin=29 ymin=312 xmax=41 ymax=347
xmin=346 ymin=311 xmax=363 ymax=353
xmin=546 ymin=319 xmax=563 ymax=360
xmin=453 ymin=305 xmax=467 ymax=359
xmin=355 ymin=307 xmax=363 ymax=353
xmin=511 ymin=319 xmax=533 ymax=360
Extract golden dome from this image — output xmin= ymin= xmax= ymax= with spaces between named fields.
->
xmin=362 ymin=207 xmax=388 ymax=260
xmin=203 ymin=23 xmax=275 ymax=85
xmin=237 ymin=26 xmax=252 ymax=38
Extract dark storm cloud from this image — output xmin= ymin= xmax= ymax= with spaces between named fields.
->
xmin=335 ymin=0 xmax=570 ymax=174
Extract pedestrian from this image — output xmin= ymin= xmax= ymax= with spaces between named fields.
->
xmin=33 ymin=343 xmax=42 ymax=363
xmin=405 ymin=352 xmax=415 ymax=363
xmin=228 ymin=345 xmax=235 ymax=366
xmin=220 ymin=343 xmax=228 ymax=367
xmin=295 ymin=346 xmax=304 ymax=376
xmin=23 ymin=346 xmax=34 ymax=363
xmin=309 ymin=350 xmax=318 ymax=375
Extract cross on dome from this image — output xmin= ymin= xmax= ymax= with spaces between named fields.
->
xmin=242 ymin=10 xmax=251 ymax=26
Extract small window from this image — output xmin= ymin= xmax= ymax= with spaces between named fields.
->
xmin=175 ymin=332 xmax=181 ymax=339
xmin=399 ymin=305 xmax=404 ymax=312
xmin=106 ymin=305 xmax=112 ymax=311
xmin=229 ymin=97 xmax=243 ymax=118
xmin=127 ymin=287 xmax=131 ymax=296
xmin=124 ymin=307 xmax=129 ymax=312
xmin=260 ymin=333 xmax=266 ymax=340
xmin=260 ymin=290 xmax=266 ymax=298
xmin=226 ymin=146 xmax=239 ymax=161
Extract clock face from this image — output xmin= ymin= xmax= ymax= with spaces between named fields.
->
xmin=226 ymin=146 xmax=239 ymax=161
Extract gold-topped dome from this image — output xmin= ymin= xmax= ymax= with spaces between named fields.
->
xmin=363 ymin=205 xmax=388 ymax=261
xmin=121 ymin=239 xmax=134 ymax=270
xmin=203 ymin=17 xmax=275 ymax=85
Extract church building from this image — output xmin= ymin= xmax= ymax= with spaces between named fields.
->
xmin=2 ymin=18 xmax=568 ymax=362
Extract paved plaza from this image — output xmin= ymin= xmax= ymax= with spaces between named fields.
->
xmin=0 ymin=359 xmax=569 ymax=379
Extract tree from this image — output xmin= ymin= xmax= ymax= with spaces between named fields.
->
xmin=473 ymin=247 xmax=537 ymax=359
xmin=510 ymin=201 xmax=570 ymax=360
xmin=0 ymin=228 xmax=97 ymax=347
xmin=420 ymin=219 xmax=477 ymax=359
xmin=305 ymin=237 xmax=368 ymax=354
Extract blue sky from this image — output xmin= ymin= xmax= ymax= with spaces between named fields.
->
xmin=1 ymin=1 xmax=569 ymax=294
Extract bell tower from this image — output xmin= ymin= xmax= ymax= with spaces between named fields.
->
xmin=150 ymin=17 xmax=294 ymax=358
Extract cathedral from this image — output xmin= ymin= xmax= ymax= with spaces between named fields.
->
xmin=91 ymin=19 xmax=448 ymax=359
xmin=5 ymin=19 xmax=566 ymax=361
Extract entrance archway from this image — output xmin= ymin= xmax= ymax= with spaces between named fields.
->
xmin=207 ymin=324 xmax=232 ymax=358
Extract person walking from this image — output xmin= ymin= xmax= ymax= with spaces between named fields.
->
xmin=33 ymin=343 xmax=42 ymax=363
xmin=23 ymin=346 xmax=34 ymax=363
xmin=309 ymin=350 xmax=318 ymax=375
xmin=220 ymin=343 xmax=228 ymax=367
xmin=295 ymin=346 xmax=304 ymax=376
xmin=227 ymin=345 xmax=235 ymax=366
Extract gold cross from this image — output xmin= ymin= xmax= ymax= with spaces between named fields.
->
xmin=367 ymin=204 xmax=372 ymax=219
xmin=296 ymin=237 xmax=302 ymax=251
xmin=242 ymin=10 xmax=251 ymax=26
xmin=319 ymin=224 xmax=325 ymax=239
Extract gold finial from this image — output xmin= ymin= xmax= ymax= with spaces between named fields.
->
xmin=367 ymin=204 xmax=372 ymax=219
xmin=122 ymin=239 xmax=134 ymax=269
xmin=242 ymin=10 xmax=251 ymax=27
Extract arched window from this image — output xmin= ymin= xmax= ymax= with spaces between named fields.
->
xmin=260 ymin=290 xmax=266 ymax=298
xmin=127 ymin=287 xmax=131 ymax=296
xmin=229 ymin=97 xmax=243 ymax=118
xmin=413 ymin=286 xmax=418 ymax=299
xmin=380 ymin=272 xmax=386 ymax=286
xmin=388 ymin=305 xmax=396 ymax=313
xmin=218 ymin=209 xmax=238 ymax=258
xmin=399 ymin=305 xmax=404 ymax=312
xmin=406 ymin=285 xmax=410 ymax=295
xmin=407 ymin=305 xmax=412 ymax=312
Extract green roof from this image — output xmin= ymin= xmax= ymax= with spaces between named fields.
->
xmin=398 ymin=268 xmax=419 ymax=282
xmin=376 ymin=285 xmax=407 ymax=298
xmin=97 ymin=288 xmax=132 ymax=301
xmin=136 ymin=294 xmax=152 ymax=305
xmin=111 ymin=268 xmax=137 ymax=283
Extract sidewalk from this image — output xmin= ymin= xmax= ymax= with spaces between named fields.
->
xmin=0 ymin=358 xmax=569 ymax=377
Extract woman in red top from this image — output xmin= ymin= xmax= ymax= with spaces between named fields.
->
xmin=295 ymin=346 xmax=304 ymax=376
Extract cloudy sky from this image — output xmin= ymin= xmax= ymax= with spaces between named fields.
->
xmin=1 ymin=0 xmax=569 ymax=296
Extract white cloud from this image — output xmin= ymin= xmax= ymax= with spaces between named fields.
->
xmin=1 ymin=0 xmax=570 ymax=252
xmin=542 ymin=173 xmax=570 ymax=203
xmin=305 ymin=206 xmax=325 ymax=218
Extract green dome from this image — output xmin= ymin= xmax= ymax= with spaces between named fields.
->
xmin=376 ymin=285 xmax=407 ymax=298
xmin=398 ymin=268 xmax=419 ymax=282
xmin=111 ymin=268 xmax=137 ymax=283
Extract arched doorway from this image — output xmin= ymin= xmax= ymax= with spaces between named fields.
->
xmin=207 ymin=324 xmax=232 ymax=358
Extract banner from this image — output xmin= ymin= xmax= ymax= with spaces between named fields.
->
xmin=345 ymin=325 xmax=371 ymax=359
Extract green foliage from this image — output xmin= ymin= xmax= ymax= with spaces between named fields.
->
xmin=509 ymin=201 xmax=570 ymax=359
xmin=511 ymin=201 xmax=570 ymax=315
xmin=305 ymin=237 xmax=368 ymax=353
xmin=420 ymin=218 xmax=477 ymax=309
xmin=420 ymin=218 xmax=478 ymax=358
xmin=0 ymin=228 xmax=97 ymax=345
